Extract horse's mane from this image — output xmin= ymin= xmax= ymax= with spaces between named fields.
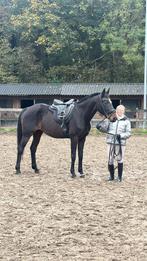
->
xmin=77 ymin=92 xmax=100 ymax=104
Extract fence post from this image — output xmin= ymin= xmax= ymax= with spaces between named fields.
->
xmin=143 ymin=109 xmax=147 ymax=129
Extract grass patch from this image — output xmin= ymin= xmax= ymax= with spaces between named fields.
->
xmin=0 ymin=127 xmax=147 ymax=136
xmin=131 ymin=128 xmax=147 ymax=135
xmin=0 ymin=127 xmax=16 ymax=134
xmin=90 ymin=128 xmax=147 ymax=136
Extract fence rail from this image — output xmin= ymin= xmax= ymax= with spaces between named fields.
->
xmin=0 ymin=108 xmax=147 ymax=129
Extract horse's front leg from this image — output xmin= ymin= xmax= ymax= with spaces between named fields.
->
xmin=78 ymin=136 xmax=86 ymax=177
xmin=70 ymin=136 xmax=78 ymax=178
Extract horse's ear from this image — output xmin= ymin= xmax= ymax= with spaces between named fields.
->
xmin=106 ymin=88 xmax=110 ymax=94
xmin=101 ymin=88 xmax=105 ymax=98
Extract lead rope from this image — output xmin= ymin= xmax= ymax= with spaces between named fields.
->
xmin=108 ymin=120 xmax=122 ymax=168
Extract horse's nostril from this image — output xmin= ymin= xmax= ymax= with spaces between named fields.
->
xmin=110 ymin=115 xmax=117 ymax=122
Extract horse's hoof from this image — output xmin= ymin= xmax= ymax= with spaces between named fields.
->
xmin=79 ymin=173 xmax=85 ymax=178
xmin=70 ymin=174 xmax=76 ymax=178
xmin=15 ymin=170 xmax=21 ymax=175
xmin=35 ymin=169 xmax=40 ymax=174
xmin=77 ymin=172 xmax=85 ymax=178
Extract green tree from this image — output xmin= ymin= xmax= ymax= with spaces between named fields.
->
xmin=0 ymin=0 xmax=146 ymax=83
xmin=99 ymin=0 xmax=145 ymax=82
xmin=0 ymin=39 xmax=18 ymax=83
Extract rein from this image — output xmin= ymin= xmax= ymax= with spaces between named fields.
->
xmin=108 ymin=135 xmax=122 ymax=162
xmin=108 ymin=120 xmax=122 ymax=165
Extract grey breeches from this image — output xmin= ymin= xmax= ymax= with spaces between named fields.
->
xmin=107 ymin=144 xmax=126 ymax=164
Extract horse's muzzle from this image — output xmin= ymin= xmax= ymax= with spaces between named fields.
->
xmin=109 ymin=111 xmax=117 ymax=122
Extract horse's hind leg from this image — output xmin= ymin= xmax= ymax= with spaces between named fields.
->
xmin=15 ymin=135 xmax=31 ymax=174
xmin=30 ymin=130 xmax=43 ymax=173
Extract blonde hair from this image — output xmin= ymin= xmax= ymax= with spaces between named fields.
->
xmin=116 ymin=105 xmax=125 ymax=112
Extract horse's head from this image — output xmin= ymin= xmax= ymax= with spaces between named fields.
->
xmin=99 ymin=88 xmax=117 ymax=122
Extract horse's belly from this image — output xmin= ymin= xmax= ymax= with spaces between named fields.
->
xmin=41 ymin=112 xmax=68 ymax=138
xmin=44 ymin=129 xmax=66 ymax=138
xmin=42 ymin=123 xmax=66 ymax=138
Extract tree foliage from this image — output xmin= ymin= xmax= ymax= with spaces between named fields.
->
xmin=0 ymin=0 xmax=145 ymax=83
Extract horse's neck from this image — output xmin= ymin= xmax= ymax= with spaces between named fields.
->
xmin=78 ymin=96 xmax=99 ymax=123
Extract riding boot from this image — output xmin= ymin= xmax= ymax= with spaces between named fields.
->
xmin=118 ymin=163 xmax=123 ymax=182
xmin=108 ymin=164 xmax=114 ymax=181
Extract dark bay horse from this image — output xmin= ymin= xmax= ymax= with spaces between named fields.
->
xmin=15 ymin=89 xmax=116 ymax=177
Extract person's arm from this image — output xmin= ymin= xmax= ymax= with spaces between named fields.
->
xmin=120 ymin=119 xmax=131 ymax=139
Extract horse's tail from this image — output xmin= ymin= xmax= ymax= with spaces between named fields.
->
xmin=17 ymin=109 xmax=26 ymax=147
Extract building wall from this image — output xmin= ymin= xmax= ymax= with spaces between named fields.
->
xmin=12 ymin=97 xmax=20 ymax=108
xmin=0 ymin=95 xmax=143 ymax=111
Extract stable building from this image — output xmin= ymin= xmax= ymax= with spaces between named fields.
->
xmin=0 ymin=83 xmax=144 ymax=114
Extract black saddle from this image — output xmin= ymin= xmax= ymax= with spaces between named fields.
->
xmin=49 ymin=99 xmax=75 ymax=131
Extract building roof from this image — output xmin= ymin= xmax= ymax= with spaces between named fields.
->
xmin=0 ymin=84 xmax=62 ymax=96
xmin=61 ymin=83 xmax=143 ymax=96
xmin=0 ymin=83 xmax=144 ymax=96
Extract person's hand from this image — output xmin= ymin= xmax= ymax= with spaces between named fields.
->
xmin=116 ymin=134 xmax=121 ymax=142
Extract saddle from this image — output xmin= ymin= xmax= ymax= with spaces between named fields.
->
xmin=49 ymin=99 xmax=75 ymax=132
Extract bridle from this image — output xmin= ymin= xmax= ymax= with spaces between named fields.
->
xmin=100 ymin=97 xmax=116 ymax=119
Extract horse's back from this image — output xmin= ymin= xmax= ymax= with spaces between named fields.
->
xmin=20 ymin=103 xmax=66 ymax=138
xmin=22 ymin=103 xmax=49 ymax=118
xmin=25 ymin=103 xmax=48 ymax=111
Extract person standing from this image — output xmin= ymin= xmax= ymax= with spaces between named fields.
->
xmin=96 ymin=105 xmax=131 ymax=182
xmin=106 ymin=105 xmax=131 ymax=182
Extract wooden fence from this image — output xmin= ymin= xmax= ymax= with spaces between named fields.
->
xmin=0 ymin=108 xmax=147 ymax=129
